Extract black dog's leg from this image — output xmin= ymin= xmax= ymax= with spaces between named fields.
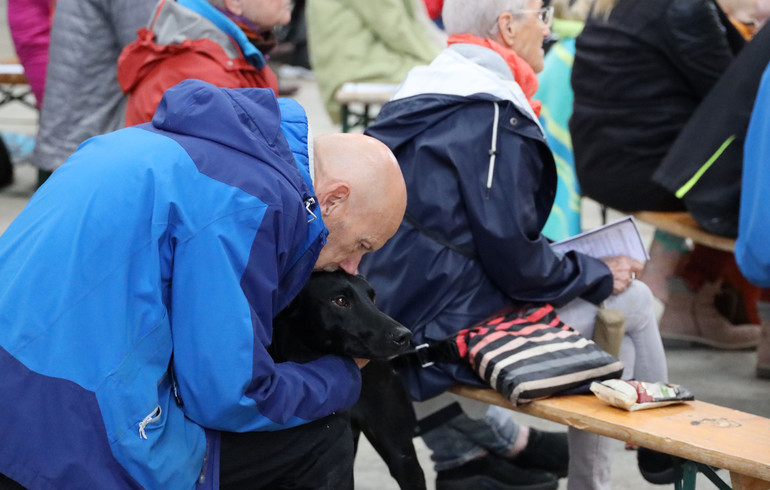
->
xmin=352 ymin=360 xmax=426 ymax=490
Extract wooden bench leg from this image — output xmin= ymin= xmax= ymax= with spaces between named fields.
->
xmin=362 ymin=104 xmax=371 ymax=128
xmin=674 ymin=459 xmax=732 ymax=490
xmin=340 ymin=104 xmax=351 ymax=133
xmin=730 ymin=472 xmax=770 ymax=490
xmin=38 ymin=169 xmax=52 ymax=188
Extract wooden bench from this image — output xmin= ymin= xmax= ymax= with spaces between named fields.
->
xmin=449 ymin=386 xmax=770 ymax=490
xmin=334 ymin=82 xmax=399 ymax=133
xmin=633 ymin=211 xmax=736 ymax=253
xmin=0 ymin=59 xmax=35 ymax=110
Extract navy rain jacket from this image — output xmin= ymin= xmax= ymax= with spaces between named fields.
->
xmin=359 ymin=45 xmax=613 ymax=401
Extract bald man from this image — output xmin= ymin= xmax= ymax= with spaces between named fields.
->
xmin=0 ymin=81 xmax=406 ymax=490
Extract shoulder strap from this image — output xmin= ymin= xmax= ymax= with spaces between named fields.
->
xmin=403 ymin=212 xmax=478 ymax=260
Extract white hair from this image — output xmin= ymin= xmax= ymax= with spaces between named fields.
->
xmin=442 ymin=0 xmax=531 ymax=38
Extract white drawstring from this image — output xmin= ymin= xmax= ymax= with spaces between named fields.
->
xmin=138 ymin=405 xmax=162 ymax=440
xmin=486 ymin=102 xmax=501 ymax=196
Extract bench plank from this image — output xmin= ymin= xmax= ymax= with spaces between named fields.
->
xmin=0 ymin=58 xmax=28 ymax=86
xmin=333 ymin=83 xmax=398 ymax=105
xmin=633 ymin=211 xmax=736 ymax=252
xmin=449 ymin=386 xmax=770 ymax=485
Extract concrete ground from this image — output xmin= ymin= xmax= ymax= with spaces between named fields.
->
xmin=0 ymin=6 xmax=767 ymax=488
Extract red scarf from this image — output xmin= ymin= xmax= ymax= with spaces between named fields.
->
xmin=447 ymin=33 xmax=541 ymax=117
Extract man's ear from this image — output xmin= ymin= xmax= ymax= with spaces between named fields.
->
xmin=318 ymin=182 xmax=350 ymax=217
xmin=222 ymin=0 xmax=243 ymax=16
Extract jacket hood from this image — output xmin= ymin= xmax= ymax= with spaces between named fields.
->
xmin=367 ymin=93 xmax=491 ymax=155
xmin=368 ymin=45 xmax=544 ymax=150
xmin=151 ymin=79 xmax=312 ymax=188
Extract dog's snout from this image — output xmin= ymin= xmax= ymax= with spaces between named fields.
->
xmin=390 ymin=327 xmax=412 ymax=347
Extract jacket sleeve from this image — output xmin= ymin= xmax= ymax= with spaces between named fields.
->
xmin=736 ymin=65 xmax=770 ymax=288
xmin=664 ymin=0 xmax=735 ymax=99
xmin=168 ymin=205 xmax=361 ymax=432
xmin=454 ymin=104 xmax=613 ymax=306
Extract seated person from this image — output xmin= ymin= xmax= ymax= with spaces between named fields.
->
xmin=118 ymin=0 xmax=291 ymax=126
xmin=30 ymin=0 xmax=157 ymax=182
xmin=534 ymin=0 xmax=592 ymax=241
xmin=0 ymin=80 xmax=407 ymax=490
xmin=306 ymin=0 xmax=445 ymax=123
xmin=570 ymin=0 xmax=761 ymax=350
xmin=358 ymin=1 xmax=669 ymax=489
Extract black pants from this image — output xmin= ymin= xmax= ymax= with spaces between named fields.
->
xmin=0 ymin=413 xmax=354 ymax=490
xmin=220 ymin=412 xmax=355 ymax=490
xmin=0 ymin=475 xmax=23 ymax=490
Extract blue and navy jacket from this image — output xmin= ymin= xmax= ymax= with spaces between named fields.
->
xmin=358 ymin=45 xmax=613 ymax=401
xmin=0 ymin=80 xmax=361 ymax=489
xmin=736 ymin=62 xmax=770 ymax=288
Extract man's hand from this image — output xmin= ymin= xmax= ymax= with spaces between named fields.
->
xmin=600 ymin=255 xmax=645 ymax=294
xmin=354 ymin=358 xmax=370 ymax=369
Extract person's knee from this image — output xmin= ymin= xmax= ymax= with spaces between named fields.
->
xmin=612 ymin=280 xmax=655 ymax=316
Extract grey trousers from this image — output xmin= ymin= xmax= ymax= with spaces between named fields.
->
xmin=557 ymin=280 xmax=668 ymax=490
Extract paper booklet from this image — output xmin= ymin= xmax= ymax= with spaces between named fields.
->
xmin=550 ymin=216 xmax=649 ymax=262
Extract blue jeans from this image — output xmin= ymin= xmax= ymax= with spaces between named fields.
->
xmin=414 ymin=396 xmax=521 ymax=471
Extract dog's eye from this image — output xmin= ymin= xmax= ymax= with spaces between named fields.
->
xmin=332 ymin=296 xmax=350 ymax=308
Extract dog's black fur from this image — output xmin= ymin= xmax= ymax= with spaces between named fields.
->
xmin=270 ymin=270 xmax=427 ymax=490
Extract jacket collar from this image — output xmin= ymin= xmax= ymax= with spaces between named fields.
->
xmin=156 ymin=0 xmax=267 ymax=68
xmin=392 ymin=45 xmax=544 ymax=133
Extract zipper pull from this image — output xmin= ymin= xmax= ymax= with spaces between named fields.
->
xmin=304 ymin=197 xmax=318 ymax=222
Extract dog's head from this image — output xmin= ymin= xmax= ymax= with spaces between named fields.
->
xmin=271 ymin=270 xmax=413 ymax=363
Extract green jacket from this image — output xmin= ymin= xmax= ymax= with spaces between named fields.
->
xmin=307 ymin=0 xmax=442 ymax=122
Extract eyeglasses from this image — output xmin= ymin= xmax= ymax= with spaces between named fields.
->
xmin=509 ymin=6 xmax=555 ymax=27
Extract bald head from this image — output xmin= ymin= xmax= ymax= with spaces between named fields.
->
xmin=312 ymin=133 xmax=407 ymax=273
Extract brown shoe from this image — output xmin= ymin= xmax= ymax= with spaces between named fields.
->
xmin=659 ymin=281 xmax=761 ymax=350
xmin=757 ymin=324 xmax=770 ymax=379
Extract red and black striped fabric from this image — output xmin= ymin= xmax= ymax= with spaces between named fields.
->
xmin=455 ymin=304 xmax=624 ymax=405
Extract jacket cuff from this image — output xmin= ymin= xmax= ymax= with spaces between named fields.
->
xmin=579 ymin=257 xmax=614 ymax=304
xmin=318 ymin=355 xmax=362 ymax=409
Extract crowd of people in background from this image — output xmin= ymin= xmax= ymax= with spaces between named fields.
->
xmin=0 ymin=0 xmax=769 ymax=488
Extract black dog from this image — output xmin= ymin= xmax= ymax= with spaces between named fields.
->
xmin=271 ymin=270 xmax=427 ymax=490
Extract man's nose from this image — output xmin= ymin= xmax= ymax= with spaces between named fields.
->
xmin=339 ymin=256 xmax=361 ymax=274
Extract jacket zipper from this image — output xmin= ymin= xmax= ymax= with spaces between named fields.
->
xmin=198 ymin=436 xmax=210 ymax=485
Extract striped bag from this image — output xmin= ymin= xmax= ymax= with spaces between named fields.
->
xmin=455 ymin=304 xmax=624 ymax=406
